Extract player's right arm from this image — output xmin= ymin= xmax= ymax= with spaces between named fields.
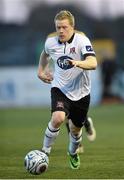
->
xmin=37 ymin=50 xmax=53 ymax=84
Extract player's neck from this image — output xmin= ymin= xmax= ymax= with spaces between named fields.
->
xmin=58 ymin=32 xmax=75 ymax=44
xmin=67 ymin=32 xmax=75 ymax=43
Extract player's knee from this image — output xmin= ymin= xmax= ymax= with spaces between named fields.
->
xmin=69 ymin=119 xmax=82 ymax=136
xmin=51 ymin=111 xmax=65 ymax=128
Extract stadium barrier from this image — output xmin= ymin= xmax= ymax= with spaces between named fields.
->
xmin=0 ymin=66 xmax=102 ymax=108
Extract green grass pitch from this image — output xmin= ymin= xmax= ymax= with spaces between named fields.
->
xmin=0 ymin=104 xmax=124 ymax=179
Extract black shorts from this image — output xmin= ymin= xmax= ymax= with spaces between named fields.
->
xmin=51 ymin=87 xmax=90 ymax=128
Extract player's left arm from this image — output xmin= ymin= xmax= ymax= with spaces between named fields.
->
xmin=69 ymin=55 xmax=97 ymax=70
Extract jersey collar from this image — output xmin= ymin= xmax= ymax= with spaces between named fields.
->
xmin=58 ymin=33 xmax=75 ymax=44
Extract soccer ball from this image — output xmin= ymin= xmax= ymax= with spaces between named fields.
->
xmin=24 ymin=150 xmax=49 ymax=175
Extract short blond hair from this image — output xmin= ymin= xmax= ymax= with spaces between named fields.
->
xmin=54 ymin=10 xmax=75 ymax=27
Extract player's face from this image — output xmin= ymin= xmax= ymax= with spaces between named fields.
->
xmin=55 ymin=19 xmax=74 ymax=43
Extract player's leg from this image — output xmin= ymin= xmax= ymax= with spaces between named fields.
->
xmin=41 ymin=87 xmax=68 ymax=155
xmin=67 ymin=94 xmax=91 ymax=169
xmin=65 ymin=118 xmax=84 ymax=153
xmin=42 ymin=111 xmax=65 ymax=155
xmin=73 ymin=94 xmax=96 ymax=141
xmin=68 ymin=119 xmax=82 ymax=169
xmin=66 ymin=117 xmax=96 ymax=145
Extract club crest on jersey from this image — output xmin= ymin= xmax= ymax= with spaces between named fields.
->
xmin=56 ymin=101 xmax=64 ymax=108
xmin=86 ymin=46 xmax=93 ymax=52
xmin=70 ymin=47 xmax=76 ymax=54
xmin=57 ymin=56 xmax=73 ymax=70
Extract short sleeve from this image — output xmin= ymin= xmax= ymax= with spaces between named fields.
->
xmin=81 ymin=36 xmax=95 ymax=56
xmin=44 ymin=39 xmax=49 ymax=54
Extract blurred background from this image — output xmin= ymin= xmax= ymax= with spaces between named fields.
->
xmin=0 ymin=0 xmax=124 ymax=108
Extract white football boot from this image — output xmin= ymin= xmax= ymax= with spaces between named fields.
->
xmin=85 ymin=117 xmax=96 ymax=142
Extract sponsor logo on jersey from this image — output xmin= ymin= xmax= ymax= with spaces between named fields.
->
xmin=57 ymin=56 xmax=73 ymax=70
xmin=86 ymin=46 xmax=93 ymax=52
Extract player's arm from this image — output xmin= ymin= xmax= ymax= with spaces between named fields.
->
xmin=37 ymin=50 xmax=53 ymax=84
xmin=69 ymin=34 xmax=97 ymax=70
xmin=69 ymin=55 xmax=97 ymax=70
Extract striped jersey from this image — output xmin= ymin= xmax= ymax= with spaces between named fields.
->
xmin=44 ymin=31 xmax=95 ymax=101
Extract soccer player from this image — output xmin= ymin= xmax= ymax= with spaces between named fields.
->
xmin=38 ymin=10 xmax=97 ymax=169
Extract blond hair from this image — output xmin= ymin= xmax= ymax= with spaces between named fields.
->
xmin=54 ymin=10 xmax=75 ymax=27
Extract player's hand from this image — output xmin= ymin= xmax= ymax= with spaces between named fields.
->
xmin=68 ymin=60 xmax=78 ymax=67
xmin=38 ymin=72 xmax=53 ymax=84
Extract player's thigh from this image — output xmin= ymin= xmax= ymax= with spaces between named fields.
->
xmin=69 ymin=108 xmax=88 ymax=127
xmin=69 ymin=94 xmax=90 ymax=127
xmin=51 ymin=87 xmax=69 ymax=114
